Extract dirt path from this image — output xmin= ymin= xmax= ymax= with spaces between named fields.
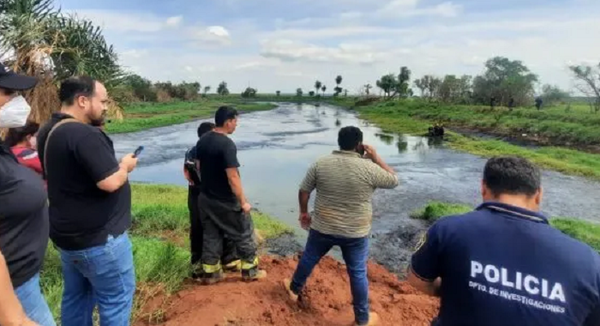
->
xmin=135 ymin=255 xmax=439 ymax=326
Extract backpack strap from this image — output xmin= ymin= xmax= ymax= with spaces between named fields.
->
xmin=42 ymin=118 xmax=81 ymax=179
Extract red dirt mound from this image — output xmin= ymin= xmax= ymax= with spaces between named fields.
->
xmin=135 ymin=256 xmax=439 ymax=326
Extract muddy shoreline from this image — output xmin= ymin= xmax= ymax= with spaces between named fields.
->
xmin=263 ymin=220 xmax=427 ymax=279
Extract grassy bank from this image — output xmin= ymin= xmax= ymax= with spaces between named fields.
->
xmin=365 ymin=100 xmax=600 ymax=147
xmin=39 ymin=183 xmax=292 ymax=324
xmin=411 ymin=201 xmax=600 ymax=252
xmin=105 ymin=99 xmax=277 ymax=134
xmin=357 ymin=101 xmax=600 ymax=180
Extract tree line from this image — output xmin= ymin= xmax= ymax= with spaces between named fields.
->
xmin=2 ymin=0 xmax=598 ymax=119
xmin=291 ymin=57 xmax=599 ymax=113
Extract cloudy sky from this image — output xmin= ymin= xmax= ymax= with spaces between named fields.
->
xmin=55 ymin=0 xmax=600 ymax=94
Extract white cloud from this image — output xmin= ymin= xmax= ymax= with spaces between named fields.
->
xmin=260 ymin=39 xmax=385 ymax=65
xmin=373 ymin=0 xmax=461 ymax=19
xmin=68 ymin=10 xmax=183 ymax=33
xmin=191 ymin=25 xmax=232 ymax=47
xmin=165 ymin=16 xmax=183 ymax=28
xmin=67 ymin=0 xmax=600 ymax=94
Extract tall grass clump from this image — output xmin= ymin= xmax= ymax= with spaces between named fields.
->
xmin=410 ymin=201 xmax=472 ymax=223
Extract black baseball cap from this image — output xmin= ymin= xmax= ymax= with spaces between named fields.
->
xmin=0 ymin=62 xmax=38 ymax=91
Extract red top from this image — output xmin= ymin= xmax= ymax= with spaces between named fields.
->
xmin=11 ymin=145 xmax=43 ymax=176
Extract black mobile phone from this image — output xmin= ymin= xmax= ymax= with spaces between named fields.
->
xmin=133 ymin=146 xmax=144 ymax=158
xmin=357 ymin=144 xmax=365 ymax=156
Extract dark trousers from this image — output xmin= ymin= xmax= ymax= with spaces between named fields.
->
xmin=291 ymin=229 xmax=370 ymax=325
xmin=188 ymin=188 xmax=237 ymax=267
xmin=198 ymin=192 xmax=258 ymax=272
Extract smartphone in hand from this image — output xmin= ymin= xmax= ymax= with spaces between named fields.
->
xmin=133 ymin=146 xmax=144 ymax=158
xmin=357 ymin=144 xmax=365 ymax=156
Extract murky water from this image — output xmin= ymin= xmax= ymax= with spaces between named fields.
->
xmin=112 ymin=103 xmax=600 ymax=270
xmin=113 ymin=103 xmax=600 ymax=232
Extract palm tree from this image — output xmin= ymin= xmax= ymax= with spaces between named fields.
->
xmin=0 ymin=0 xmax=123 ymax=123
xmin=321 ymin=85 xmax=326 ymax=96
xmin=334 ymin=75 xmax=343 ymax=96
xmin=315 ymin=80 xmax=322 ymax=96
xmin=203 ymin=86 xmax=210 ymax=96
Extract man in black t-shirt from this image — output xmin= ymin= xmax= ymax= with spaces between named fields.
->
xmin=184 ymin=121 xmax=238 ymax=278
xmin=195 ymin=106 xmax=266 ymax=284
xmin=38 ymin=76 xmax=138 ymax=326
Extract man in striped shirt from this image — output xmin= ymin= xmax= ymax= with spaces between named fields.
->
xmin=283 ymin=126 xmax=399 ymax=326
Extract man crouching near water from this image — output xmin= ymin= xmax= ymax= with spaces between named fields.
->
xmin=195 ymin=106 xmax=266 ymax=284
xmin=283 ymin=126 xmax=399 ymax=326
xmin=407 ymin=156 xmax=600 ymax=326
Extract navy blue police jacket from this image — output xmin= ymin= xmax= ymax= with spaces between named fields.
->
xmin=411 ymin=202 xmax=600 ymax=326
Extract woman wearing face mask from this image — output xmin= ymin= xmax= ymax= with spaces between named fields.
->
xmin=0 ymin=62 xmax=55 ymax=326
xmin=5 ymin=121 xmax=43 ymax=177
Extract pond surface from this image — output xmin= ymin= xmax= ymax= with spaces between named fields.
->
xmin=112 ymin=103 xmax=600 ymax=238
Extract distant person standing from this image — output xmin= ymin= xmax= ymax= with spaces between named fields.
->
xmin=282 ymin=126 xmax=399 ymax=326
xmin=407 ymin=156 xmax=600 ymax=326
xmin=5 ymin=121 xmax=43 ymax=177
xmin=535 ymin=97 xmax=543 ymax=110
xmin=38 ymin=76 xmax=139 ymax=326
xmin=0 ymin=62 xmax=55 ymax=326
xmin=195 ymin=106 xmax=266 ymax=284
xmin=508 ymin=97 xmax=515 ymax=111
xmin=184 ymin=121 xmax=239 ymax=279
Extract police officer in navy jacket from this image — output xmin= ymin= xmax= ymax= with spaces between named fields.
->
xmin=408 ymin=156 xmax=600 ymax=326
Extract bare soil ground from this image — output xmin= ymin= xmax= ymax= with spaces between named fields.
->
xmin=134 ymin=255 xmax=439 ymax=326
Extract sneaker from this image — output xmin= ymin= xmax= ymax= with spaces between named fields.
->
xmin=241 ymin=269 xmax=267 ymax=282
xmin=281 ymin=278 xmax=298 ymax=303
xmin=355 ymin=312 xmax=380 ymax=326
xmin=201 ymin=270 xmax=224 ymax=285
xmin=223 ymin=260 xmax=241 ymax=273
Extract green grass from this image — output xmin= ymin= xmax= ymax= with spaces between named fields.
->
xmin=106 ymin=100 xmax=277 ymax=134
xmin=411 ymin=202 xmax=600 ymax=252
xmin=39 ymin=236 xmax=191 ymax=323
xmin=550 ymin=219 xmax=600 ymax=253
xmin=130 ymin=183 xmax=292 ymax=240
xmin=39 ymin=182 xmax=292 ymax=324
xmin=359 ymin=100 xmax=600 ymax=146
xmin=356 ymin=101 xmax=600 ymax=180
xmin=409 ymin=201 xmax=472 ymax=223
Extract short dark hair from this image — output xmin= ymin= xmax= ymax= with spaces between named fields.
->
xmin=338 ymin=126 xmax=363 ymax=151
xmin=483 ymin=156 xmax=541 ymax=197
xmin=59 ymin=76 xmax=97 ymax=105
xmin=197 ymin=122 xmax=215 ymax=138
xmin=214 ymin=106 xmax=238 ymax=127
xmin=5 ymin=121 xmax=39 ymax=147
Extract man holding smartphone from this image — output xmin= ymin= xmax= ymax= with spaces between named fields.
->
xmin=282 ymin=126 xmax=399 ymax=326
xmin=195 ymin=106 xmax=265 ymax=284
xmin=38 ymin=76 xmax=138 ymax=326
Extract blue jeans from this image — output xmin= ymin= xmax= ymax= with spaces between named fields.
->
xmin=15 ymin=273 xmax=56 ymax=326
xmin=59 ymin=233 xmax=135 ymax=326
xmin=291 ymin=229 xmax=370 ymax=325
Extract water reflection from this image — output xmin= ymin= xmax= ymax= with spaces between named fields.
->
xmin=375 ymin=133 xmax=394 ymax=145
xmin=396 ymin=139 xmax=408 ymax=152
xmin=111 ymin=103 xmax=600 ymax=233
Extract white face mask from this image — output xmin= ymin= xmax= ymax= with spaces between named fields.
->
xmin=0 ymin=95 xmax=32 ymax=128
